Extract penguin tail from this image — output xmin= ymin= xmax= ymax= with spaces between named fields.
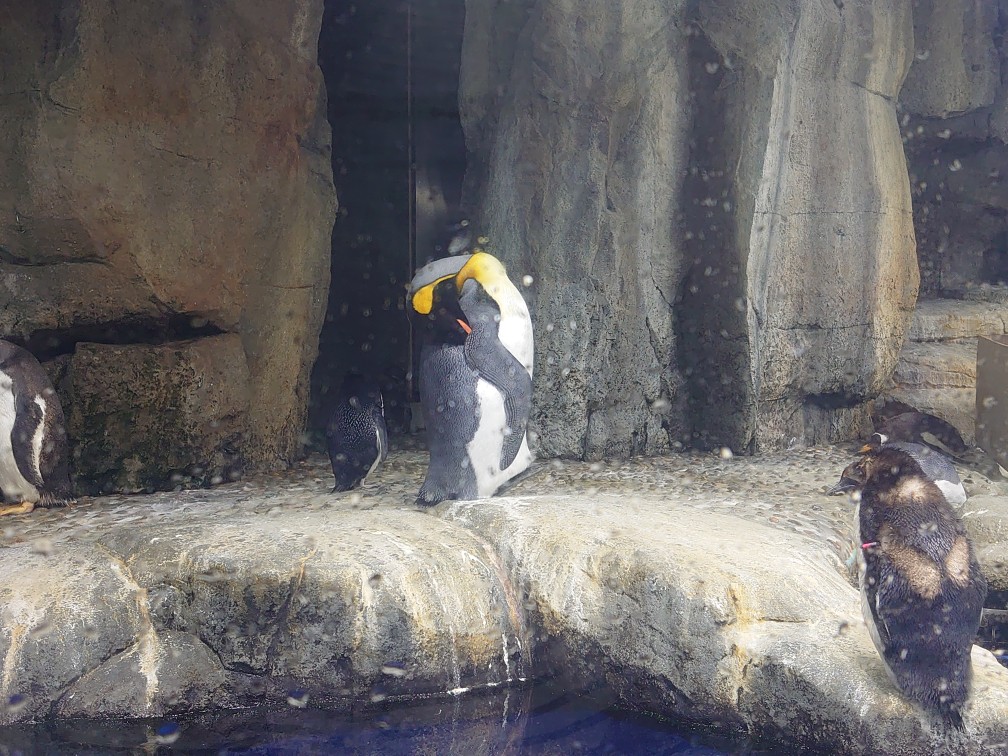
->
xmin=37 ymin=491 xmax=75 ymax=508
xmin=943 ymin=708 xmax=965 ymax=732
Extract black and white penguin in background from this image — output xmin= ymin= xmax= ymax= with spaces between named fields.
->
xmin=326 ymin=372 xmax=388 ymax=492
xmin=839 ymin=446 xmax=987 ymax=729
xmin=0 ymin=339 xmax=74 ymax=515
xmin=408 ymin=250 xmax=533 ymax=506
xmin=829 ymin=432 xmax=966 ymax=506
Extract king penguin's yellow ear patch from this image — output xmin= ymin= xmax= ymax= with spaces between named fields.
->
xmin=411 ymin=274 xmax=455 ymax=315
xmin=456 ymin=251 xmax=506 ymax=289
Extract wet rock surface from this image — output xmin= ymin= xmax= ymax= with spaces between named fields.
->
xmin=1 ymin=444 xmax=1006 ymax=754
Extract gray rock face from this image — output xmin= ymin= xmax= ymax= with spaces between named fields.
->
xmin=900 ymin=0 xmax=1001 ymax=118
xmin=1 ymin=448 xmax=1006 ymax=755
xmin=460 ymin=0 xmax=691 ymax=458
xmin=460 ymin=0 xmax=918 ymax=455
xmin=65 ymin=337 xmax=252 ymax=493
xmin=0 ymin=1 xmax=336 ymax=487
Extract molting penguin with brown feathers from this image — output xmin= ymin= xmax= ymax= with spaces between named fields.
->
xmin=0 ymin=340 xmax=74 ymax=515
xmin=840 ymin=446 xmax=987 ymax=729
xmin=830 ymin=432 xmax=966 ymax=506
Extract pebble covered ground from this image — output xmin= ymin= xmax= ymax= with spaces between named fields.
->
xmin=3 ymin=438 xmax=1005 ymax=589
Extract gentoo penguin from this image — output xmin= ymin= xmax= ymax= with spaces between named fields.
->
xmin=0 ymin=340 xmax=74 ymax=515
xmin=829 ymin=433 xmax=966 ymax=506
xmin=325 ymin=372 xmax=388 ymax=492
xmin=840 ymin=446 xmax=987 ymax=729
xmin=408 ymin=250 xmax=534 ymax=506
xmin=876 ymin=411 xmax=969 ymax=458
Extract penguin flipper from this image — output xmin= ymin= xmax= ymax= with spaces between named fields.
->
xmin=11 ymin=390 xmax=45 ymax=489
xmin=372 ymin=407 xmax=389 ymax=464
xmin=463 ymin=330 xmax=532 ymax=470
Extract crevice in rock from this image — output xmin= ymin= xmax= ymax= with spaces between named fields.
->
xmin=18 ymin=313 xmax=227 ymax=362
xmin=675 ymin=23 xmax=751 ymax=453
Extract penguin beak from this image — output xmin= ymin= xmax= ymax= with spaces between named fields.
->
xmin=857 ymin=443 xmax=873 ymax=454
xmin=828 ymin=476 xmax=860 ymax=495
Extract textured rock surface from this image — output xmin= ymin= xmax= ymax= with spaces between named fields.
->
xmin=898 ymin=0 xmax=1008 ymax=297
xmin=65 ymin=337 xmax=252 ymax=493
xmin=685 ymin=0 xmax=918 ymax=451
xmin=907 ymin=299 xmax=1008 ymax=342
xmin=900 ymin=0 xmax=1001 ymax=118
xmin=0 ymin=1 xmax=336 ymax=485
xmin=460 ymin=0 xmax=919 ymax=455
xmin=1 ymin=446 xmax=1006 ymax=755
xmin=886 ymin=298 xmax=1008 ymax=445
xmin=460 ymin=0 xmax=691 ymax=458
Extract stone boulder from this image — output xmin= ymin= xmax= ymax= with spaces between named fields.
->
xmin=0 ymin=0 xmax=336 ymax=487
xmin=460 ymin=0 xmax=918 ymax=455
xmin=1 ymin=448 xmax=1006 ymax=755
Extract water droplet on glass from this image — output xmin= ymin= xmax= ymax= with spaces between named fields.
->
xmin=381 ymin=664 xmax=407 ymax=678
xmin=719 ymin=447 xmax=734 ymax=460
xmin=704 ymin=62 xmax=719 ymax=74
xmin=31 ymin=539 xmax=54 ymax=557
xmin=949 ymin=159 xmax=962 ymax=172
xmin=155 ymin=722 xmax=182 ymax=745
xmin=286 ymin=690 xmax=310 ymax=708
xmin=522 ymin=275 xmax=534 ymax=287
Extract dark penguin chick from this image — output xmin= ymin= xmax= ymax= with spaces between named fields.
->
xmin=829 ymin=434 xmax=966 ymax=506
xmin=325 ymin=373 xmax=388 ymax=493
xmin=841 ymin=447 xmax=987 ymax=729
xmin=875 ymin=411 xmax=968 ymax=458
xmin=0 ymin=340 xmax=74 ymax=515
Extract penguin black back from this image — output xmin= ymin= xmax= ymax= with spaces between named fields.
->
xmin=0 ymin=340 xmax=74 ymax=513
xmin=875 ymin=411 xmax=968 ymax=458
xmin=850 ymin=447 xmax=987 ymax=729
xmin=325 ymin=372 xmax=388 ymax=493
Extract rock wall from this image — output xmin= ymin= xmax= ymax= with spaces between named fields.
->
xmin=0 ymin=1 xmax=336 ymax=490
xmin=899 ymin=0 xmax=1008 ymax=296
xmin=460 ymin=0 xmax=919 ymax=454
xmin=459 ymin=0 xmax=691 ymax=459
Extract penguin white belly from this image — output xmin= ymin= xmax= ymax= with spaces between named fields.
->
xmin=0 ymin=372 xmax=40 ymax=503
xmin=467 ymin=378 xmax=532 ymax=497
xmin=936 ymin=479 xmax=967 ymax=506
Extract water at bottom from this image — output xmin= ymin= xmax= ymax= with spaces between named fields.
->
xmin=0 ymin=680 xmax=775 ymax=755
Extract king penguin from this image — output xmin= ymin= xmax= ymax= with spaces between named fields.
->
xmin=325 ymin=372 xmax=388 ymax=492
xmin=409 ymin=250 xmax=533 ymax=506
xmin=829 ymin=433 xmax=966 ymax=506
xmin=0 ymin=339 xmax=74 ymax=515
xmin=840 ymin=446 xmax=987 ymax=729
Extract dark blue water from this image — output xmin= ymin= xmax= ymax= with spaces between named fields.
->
xmin=0 ymin=681 xmax=768 ymax=755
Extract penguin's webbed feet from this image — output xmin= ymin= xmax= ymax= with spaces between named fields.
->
xmin=415 ymin=488 xmax=447 ymax=508
xmin=0 ymin=501 xmax=35 ymax=516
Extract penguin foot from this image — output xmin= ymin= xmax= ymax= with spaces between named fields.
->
xmin=415 ymin=490 xmax=447 ymax=508
xmin=0 ymin=501 xmax=35 ymax=516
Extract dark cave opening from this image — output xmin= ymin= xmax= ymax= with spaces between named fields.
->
xmin=309 ymin=0 xmax=467 ymax=447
